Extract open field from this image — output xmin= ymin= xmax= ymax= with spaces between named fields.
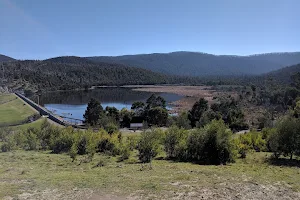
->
xmin=129 ymin=85 xmax=231 ymax=113
xmin=0 ymin=151 xmax=299 ymax=200
xmin=0 ymin=94 xmax=37 ymax=127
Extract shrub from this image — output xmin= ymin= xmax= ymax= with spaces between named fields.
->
xmin=126 ymin=135 xmax=139 ymax=151
xmin=0 ymin=128 xmax=13 ymax=141
xmin=1 ymin=135 xmax=16 ymax=152
xmin=104 ymin=122 xmax=119 ymax=135
xmin=119 ymin=144 xmax=131 ymax=161
xmin=164 ymin=126 xmax=188 ymax=158
xmin=38 ymin=120 xmax=55 ymax=149
xmin=13 ymin=131 xmax=27 ymax=149
xmin=96 ymin=131 xmax=122 ymax=156
xmin=25 ymin=130 xmax=39 ymax=150
xmin=187 ymin=120 xmax=236 ymax=164
xmin=50 ymin=127 xmax=75 ymax=153
xmin=237 ymin=131 xmax=267 ymax=152
xmin=137 ymin=129 xmax=162 ymax=163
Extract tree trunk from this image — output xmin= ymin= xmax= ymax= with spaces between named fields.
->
xmin=290 ymin=153 xmax=293 ymax=160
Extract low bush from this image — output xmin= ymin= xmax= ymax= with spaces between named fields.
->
xmin=50 ymin=127 xmax=75 ymax=153
xmin=137 ymin=129 xmax=163 ymax=163
xmin=96 ymin=131 xmax=122 ymax=156
xmin=164 ymin=126 xmax=188 ymax=159
xmin=1 ymin=135 xmax=16 ymax=152
xmin=119 ymin=144 xmax=131 ymax=161
xmin=187 ymin=120 xmax=236 ymax=164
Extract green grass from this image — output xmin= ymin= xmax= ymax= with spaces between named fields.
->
xmin=0 ymin=151 xmax=299 ymax=199
xmin=10 ymin=118 xmax=46 ymax=131
xmin=0 ymin=94 xmax=37 ymax=126
xmin=0 ymin=94 xmax=16 ymax=104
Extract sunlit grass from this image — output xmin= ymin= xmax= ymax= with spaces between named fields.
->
xmin=0 ymin=94 xmax=36 ymax=126
xmin=0 ymin=150 xmax=299 ymax=199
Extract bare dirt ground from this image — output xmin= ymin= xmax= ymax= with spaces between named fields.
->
xmin=130 ymin=85 xmax=221 ymax=113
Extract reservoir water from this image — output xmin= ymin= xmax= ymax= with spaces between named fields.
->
xmin=30 ymin=88 xmax=182 ymax=122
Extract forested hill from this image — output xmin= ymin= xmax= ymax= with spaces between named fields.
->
xmin=0 ymin=54 xmax=15 ymax=62
xmin=262 ymin=63 xmax=300 ymax=84
xmin=86 ymin=52 xmax=300 ymax=76
xmin=1 ymin=59 xmax=201 ymax=91
xmin=44 ymin=56 xmax=95 ymax=65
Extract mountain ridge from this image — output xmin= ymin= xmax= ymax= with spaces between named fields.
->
xmin=86 ymin=51 xmax=300 ymax=76
xmin=2 ymin=51 xmax=300 ymax=76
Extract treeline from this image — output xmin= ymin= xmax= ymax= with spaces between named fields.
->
xmin=82 ymin=93 xmax=248 ymax=133
xmin=83 ymin=94 xmax=169 ymax=130
xmin=1 ymin=58 xmax=203 ymax=91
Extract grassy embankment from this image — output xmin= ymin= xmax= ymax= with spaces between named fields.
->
xmin=0 ymin=94 xmax=44 ymax=129
xmin=0 ymin=150 xmax=300 ymax=199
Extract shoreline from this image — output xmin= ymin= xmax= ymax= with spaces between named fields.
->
xmin=30 ymin=85 xmax=220 ymax=114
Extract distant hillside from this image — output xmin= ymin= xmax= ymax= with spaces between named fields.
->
xmin=262 ymin=63 xmax=300 ymax=84
xmin=44 ymin=56 xmax=95 ymax=65
xmin=2 ymin=58 xmax=200 ymax=91
xmin=0 ymin=54 xmax=15 ymax=62
xmin=86 ymin=52 xmax=300 ymax=76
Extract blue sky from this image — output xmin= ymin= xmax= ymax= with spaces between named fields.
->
xmin=0 ymin=0 xmax=299 ymax=59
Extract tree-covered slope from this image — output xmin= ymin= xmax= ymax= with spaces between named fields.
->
xmin=1 ymin=58 xmax=201 ymax=91
xmin=87 ymin=51 xmax=300 ymax=76
xmin=0 ymin=54 xmax=15 ymax=62
xmin=262 ymin=63 xmax=300 ymax=84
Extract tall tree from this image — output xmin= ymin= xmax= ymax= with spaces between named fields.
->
xmin=146 ymin=94 xmax=166 ymax=109
xmin=188 ymin=98 xmax=208 ymax=127
xmin=105 ymin=106 xmax=120 ymax=121
xmin=83 ymin=98 xmax=104 ymax=126
xmin=131 ymin=101 xmax=145 ymax=116
xmin=147 ymin=107 xmax=168 ymax=127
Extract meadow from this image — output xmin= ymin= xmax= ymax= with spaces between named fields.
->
xmin=1 ymin=150 xmax=300 ymax=200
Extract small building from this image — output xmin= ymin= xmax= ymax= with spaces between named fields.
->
xmin=130 ymin=116 xmax=144 ymax=130
xmin=130 ymin=123 xmax=143 ymax=129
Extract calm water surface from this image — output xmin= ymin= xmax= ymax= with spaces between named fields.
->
xmin=31 ymin=88 xmax=182 ymax=121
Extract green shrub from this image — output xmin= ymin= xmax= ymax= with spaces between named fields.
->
xmin=164 ymin=126 xmax=188 ymax=158
xmin=96 ymin=131 xmax=122 ymax=156
xmin=0 ymin=128 xmax=13 ymax=141
xmin=25 ymin=130 xmax=39 ymax=150
xmin=39 ymin=121 xmax=56 ymax=149
xmin=13 ymin=131 xmax=27 ymax=149
xmin=104 ymin=122 xmax=119 ymax=135
xmin=137 ymin=129 xmax=162 ymax=163
xmin=119 ymin=144 xmax=131 ymax=161
xmin=50 ymin=127 xmax=75 ymax=153
xmin=187 ymin=120 xmax=236 ymax=164
xmin=1 ymin=135 xmax=16 ymax=152
xmin=126 ymin=135 xmax=139 ymax=151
